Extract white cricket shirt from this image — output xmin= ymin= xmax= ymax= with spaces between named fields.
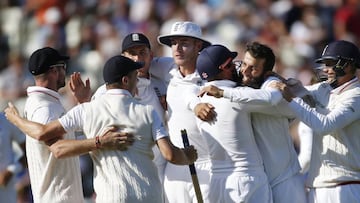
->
xmin=24 ymin=86 xmax=84 ymax=203
xmin=59 ymin=89 xmax=168 ymax=203
xmin=289 ymin=78 xmax=360 ymax=187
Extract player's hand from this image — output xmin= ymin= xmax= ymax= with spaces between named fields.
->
xmin=267 ymin=80 xmax=286 ymax=90
xmin=280 ymin=84 xmax=295 ymax=102
xmin=4 ymin=102 xmax=20 ymax=124
xmin=184 ymin=145 xmax=197 ymax=164
xmin=301 ymin=95 xmax=316 ymax=108
xmin=0 ymin=169 xmax=13 ymax=187
xmin=198 ymin=85 xmax=224 ymax=98
xmin=69 ymin=72 xmax=91 ymax=103
xmin=100 ymin=126 xmax=135 ymax=151
xmin=158 ymin=95 xmax=167 ymax=111
xmin=194 ymin=103 xmax=216 ymax=122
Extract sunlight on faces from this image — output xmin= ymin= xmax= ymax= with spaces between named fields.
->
xmin=170 ymin=37 xmax=202 ymax=67
xmin=49 ymin=61 xmax=67 ymax=89
xmin=319 ymin=58 xmax=356 ymax=85
xmin=122 ymin=45 xmax=152 ymax=77
xmin=240 ymin=52 xmax=265 ymax=86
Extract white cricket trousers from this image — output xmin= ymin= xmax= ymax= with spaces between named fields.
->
xmin=272 ymin=172 xmax=307 ymax=203
xmin=208 ymin=170 xmax=273 ymax=203
xmin=308 ymin=184 xmax=360 ymax=203
xmin=164 ymin=160 xmax=211 ymax=203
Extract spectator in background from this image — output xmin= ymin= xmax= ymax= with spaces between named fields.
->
xmin=333 ymin=0 xmax=360 ymax=44
xmin=0 ymin=28 xmax=10 ymax=71
xmin=0 ymin=52 xmax=34 ymax=110
xmin=0 ymin=112 xmax=26 ymax=203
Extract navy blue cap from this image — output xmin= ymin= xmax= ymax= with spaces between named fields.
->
xmin=103 ymin=55 xmax=143 ymax=84
xmin=28 ymin=47 xmax=69 ymax=75
xmin=122 ymin=33 xmax=151 ymax=53
xmin=197 ymin=45 xmax=238 ymax=80
xmin=316 ymin=40 xmax=360 ymax=67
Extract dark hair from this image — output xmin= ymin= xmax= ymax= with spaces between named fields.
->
xmin=244 ymin=42 xmax=276 ymax=88
xmin=245 ymin=42 xmax=275 ymax=72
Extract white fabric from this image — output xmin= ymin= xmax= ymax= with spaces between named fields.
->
xmin=164 ymin=68 xmax=211 ymax=203
xmin=24 ymin=86 xmax=84 ymax=203
xmin=271 ymin=172 xmax=306 ymax=203
xmin=220 ymin=76 xmax=306 ymax=202
xmin=297 ymin=121 xmax=313 ymax=174
xmin=0 ymin=113 xmax=25 ymax=203
xmin=91 ymin=57 xmax=174 ymax=190
xmin=149 ymin=57 xmax=175 ymax=96
xmin=250 ymin=77 xmax=306 ymax=202
xmin=209 ymin=171 xmax=272 ymax=203
xmin=308 ymin=184 xmax=360 ymax=203
xmin=297 ymin=81 xmax=331 ymax=174
xmin=197 ymin=80 xmax=276 ymax=203
xmin=59 ymin=89 xmax=168 ymax=203
xmin=288 ymin=77 xmax=360 ymax=189
xmin=164 ymin=160 xmax=211 ymax=203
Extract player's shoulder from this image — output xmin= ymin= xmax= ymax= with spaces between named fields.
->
xmin=150 ymin=57 xmax=175 ymax=71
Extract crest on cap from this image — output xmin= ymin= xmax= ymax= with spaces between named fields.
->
xmin=196 ymin=45 xmax=237 ymax=80
xmin=122 ymin=33 xmax=151 ymax=52
xmin=132 ymin=33 xmax=140 ymax=41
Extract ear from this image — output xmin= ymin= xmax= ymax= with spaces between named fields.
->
xmin=195 ymin=40 xmax=203 ymax=52
xmin=219 ymin=57 xmax=233 ymax=70
xmin=121 ymin=76 xmax=129 ymax=85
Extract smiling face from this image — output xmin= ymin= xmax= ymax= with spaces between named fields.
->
xmin=240 ymin=52 xmax=265 ymax=87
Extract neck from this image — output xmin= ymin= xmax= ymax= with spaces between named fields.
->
xmin=332 ymin=75 xmax=356 ymax=88
xmin=137 ymin=72 xmax=150 ymax=79
xmin=35 ymin=79 xmax=57 ymax=91
xmin=179 ymin=65 xmax=196 ymax=77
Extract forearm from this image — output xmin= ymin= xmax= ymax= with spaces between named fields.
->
xmin=167 ymin=147 xmax=192 ymax=165
xmin=49 ymin=138 xmax=98 ymax=159
xmin=158 ymin=138 xmax=195 ymax=165
xmin=10 ymin=115 xmax=47 ymax=140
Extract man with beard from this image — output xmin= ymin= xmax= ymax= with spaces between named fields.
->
xmin=196 ymin=44 xmax=286 ymax=202
xmin=199 ymin=42 xmax=307 ymax=203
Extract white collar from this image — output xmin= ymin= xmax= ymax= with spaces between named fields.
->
xmin=27 ymin=86 xmax=61 ymax=100
xmin=105 ymin=89 xmax=133 ymax=97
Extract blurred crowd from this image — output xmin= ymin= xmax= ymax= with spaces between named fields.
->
xmin=0 ymin=0 xmax=359 ymax=202
xmin=1 ymin=0 xmax=360 ymax=110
